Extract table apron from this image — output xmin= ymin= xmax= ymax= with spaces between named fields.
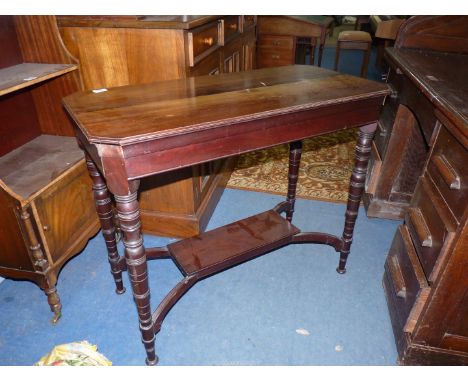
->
xmin=119 ymin=97 xmax=382 ymax=180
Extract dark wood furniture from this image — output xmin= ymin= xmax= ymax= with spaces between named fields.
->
xmin=368 ymin=16 xmax=468 ymax=365
xmin=334 ymin=30 xmax=372 ymax=78
xmin=364 ymin=16 xmax=468 ymax=220
xmin=0 ymin=16 xmax=99 ymax=322
xmin=63 ymin=65 xmax=388 ymax=365
xmin=56 ymin=15 xmax=257 ymax=238
xmin=256 ymin=16 xmax=333 ymax=68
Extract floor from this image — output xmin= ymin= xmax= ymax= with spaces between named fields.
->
xmin=0 ymin=188 xmax=401 ymax=366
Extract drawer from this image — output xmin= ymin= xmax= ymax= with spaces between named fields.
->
xmin=427 ymin=125 xmax=467 ymax=223
xmin=187 ymin=20 xmax=222 ymax=67
xmin=242 ymin=15 xmax=257 ymax=31
xmin=383 ymin=225 xmax=429 ymax=334
xmin=258 ymin=34 xmax=294 ymax=50
xmin=223 ymin=15 xmax=241 ymax=43
xmin=405 ymin=177 xmax=456 ymax=280
xmin=257 ymin=48 xmax=294 ymax=67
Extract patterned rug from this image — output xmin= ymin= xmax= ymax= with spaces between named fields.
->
xmin=226 ymin=128 xmax=358 ymax=203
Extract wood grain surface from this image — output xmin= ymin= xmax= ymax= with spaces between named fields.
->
xmin=64 ymin=65 xmax=389 ymax=145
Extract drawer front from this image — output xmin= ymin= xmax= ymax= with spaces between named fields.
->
xmin=257 ymin=35 xmax=294 ymax=68
xmin=383 ymin=225 xmax=428 ymax=333
xmin=258 ymin=34 xmax=294 ymax=50
xmin=257 ymin=48 xmax=294 ymax=67
xmin=223 ymin=15 xmax=241 ymax=43
xmin=427 ymin=125 xmax=467 ymax=222
xmin=242 ymin=15 xmax=257 ymax=31
xmin=187 ymin=20 xmax=221 ymax=67
xmin=406 ymin=177 xmax=455 ymax=279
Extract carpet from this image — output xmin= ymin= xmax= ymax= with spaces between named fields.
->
xmin=227 ymin=25 xmax=382 ymax=204
xmin=227 ymin=127 xmax=359 ymax=203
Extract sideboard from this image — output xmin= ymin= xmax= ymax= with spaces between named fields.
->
xmin=57 ymin=15 xmax=257 ymax=238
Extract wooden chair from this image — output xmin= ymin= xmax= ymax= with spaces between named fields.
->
xmin=334 ymin=31 xmax=372 ymax=78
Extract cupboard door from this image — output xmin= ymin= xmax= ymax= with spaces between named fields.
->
xmin=223 ymin=38 xmax=242 ymax=73
xmin=33 ymin=160 xmax=97 ymax=265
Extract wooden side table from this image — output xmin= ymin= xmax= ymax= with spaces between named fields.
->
xmin=63 ymin=65 xmax=389 ymax=365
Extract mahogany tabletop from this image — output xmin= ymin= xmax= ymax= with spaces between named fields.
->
xmin=63 ymin=65 xmax=389 ymax=146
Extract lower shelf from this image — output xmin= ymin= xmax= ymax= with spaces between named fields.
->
xmin=168 ymin=210 xmax=300 ymax=278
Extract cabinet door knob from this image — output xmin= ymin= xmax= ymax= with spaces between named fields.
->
xmin=43 ymin=225 xmax=50 ymax=231
xmin=229 ymin=23 xmax=237 ymax=30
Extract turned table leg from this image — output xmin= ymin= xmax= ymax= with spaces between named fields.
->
xmin=20 ymin=209 xmax=61 ymax=323
xmin=286 ymin=140 xmax=303 ymax=222
xmin=114 ymin=183 xmax=158 ymax=366
xmin=85 ymin=155 xmax=125 ymax=294
xmin=337 ymin=123 xmax=377 ymax=274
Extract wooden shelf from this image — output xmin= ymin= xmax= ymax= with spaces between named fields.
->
xmin=168 ymin=210 xmax=300 ymax=278
xmin=0 ymin=135 xmax=84 ymax=200
xmin=0 ymin=63 xmax=77 ymax=97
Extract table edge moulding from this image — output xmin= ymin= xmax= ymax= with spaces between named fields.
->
xmin=63 ymin=65 xmax=389 ymax=365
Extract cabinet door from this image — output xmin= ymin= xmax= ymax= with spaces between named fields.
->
xmin=222 ymin=38 xmax=242 ymax=73
xmin=33 ymin=160 xmax=98 ymax=265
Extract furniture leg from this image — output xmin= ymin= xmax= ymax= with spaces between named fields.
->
xmin=337 ymin=123 xmax=377 ymax=273
xmin=361 ymin=43 xmax=371 ymax=78
xmin=286 ymin=140 xmax=303 ymax=222
xmin=85 ymin=154 xmax=126 ymax=294
xmin=114 ymin=183 xmax=158 ymax=366
xmin=334 ymin=42 xmax=341 ymax=71
xmin=310 ymin=39 xmax=316 ymax=66
xmin=20 ymin=208 xmax=62 ymax=323
xmin=318 ymin=43 xmax=324 ymax=67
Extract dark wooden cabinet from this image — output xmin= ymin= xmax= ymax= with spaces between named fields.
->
xmin=57 ymin=15 xmax=257 ymax=238
xmin=0 ymin=16 xmax=99 ymax=322
xmin=364 ymin=16 xmax=468 ymax=220
xmin=375 ymin=16 xmax=468 ymax=365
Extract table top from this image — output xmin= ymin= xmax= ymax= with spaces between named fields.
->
xmin=63 ymin=65 xmax=389 ymax=146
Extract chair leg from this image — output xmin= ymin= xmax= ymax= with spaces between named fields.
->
xmin=360 ymin=43 xmax=371 ymax=78
xmin=334 ymin=42 xmax=341 ymax=71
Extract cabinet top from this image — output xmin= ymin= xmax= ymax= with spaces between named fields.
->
xmin=63 ymin=65 xmax=389 ymax=146
xmin=56 ymin=15 xmax=223 ymax=30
